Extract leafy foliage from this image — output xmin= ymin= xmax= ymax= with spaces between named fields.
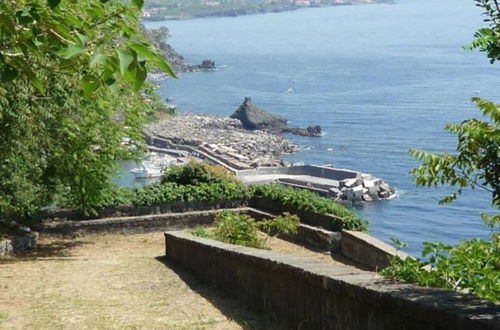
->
xmin=381 ymin=239 xmax=500 ymax=302
xmin=385 ymin=1 xmax=500 ymax=302
xmin=62 ymin=179 xmax=250 ymax=210
xmin=409 ymin=98 xmax=499 ymax=210
xmin=193 ymin=211 xmax=300 ymax=249
xmin=161 ymin=160 xmax=238 ymax=186
xmin=465 ymin=0 xmax=500 ymax=63
xmin=0 ymin=0 xmax=175 ymax=94
xmin=57 ymin=161 xmax=363 ymax=233
xmin=0 ymin=0 xmax=175 ymax=234
xmin=250 ymin=184 xmax=368 ymax=231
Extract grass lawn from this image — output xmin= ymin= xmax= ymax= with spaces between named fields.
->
xmin=0 ymin=233 xmax=276 ymax=329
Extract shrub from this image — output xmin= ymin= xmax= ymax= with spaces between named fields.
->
xmin=193 ymin=211 xmax=300 ymax=249
xmin=381 ymin=239 xmax=500 ymax=302
xmin=161 ymin=160 xmax=238 ymax=186
xmin=250 ymin=184 xmax=368 ymax=231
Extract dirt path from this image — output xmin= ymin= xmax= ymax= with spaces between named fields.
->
xmin=0 ymin=233 xmax=276 ymax=329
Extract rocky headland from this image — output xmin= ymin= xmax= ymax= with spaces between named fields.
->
xmin=147 ymin=27 xmax=217 ymax=77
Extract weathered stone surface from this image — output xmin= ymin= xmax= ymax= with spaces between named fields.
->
xmin=230 ymin=97 xmax=287 ymax=130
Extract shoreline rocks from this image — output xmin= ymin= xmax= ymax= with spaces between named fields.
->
xmin=148 ymin=113 xmax=298 ymax=169
xmin=283 ymin=125 xmax=322 ymax=137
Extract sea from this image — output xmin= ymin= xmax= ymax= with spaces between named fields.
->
xmin=143 ymin=0 xmax=499 ymax=256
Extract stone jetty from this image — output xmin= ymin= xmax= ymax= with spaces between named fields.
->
xmin=148 ymin=113 xmax=298 ymax=169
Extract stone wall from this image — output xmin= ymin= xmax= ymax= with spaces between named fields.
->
xmin=165 ymin=231 xmax=500 ymax=330
xmin=0 ymin=233 xmax=38 ymax=256
xmin=341 ymin=230 xmax=410 ymax=271
xmin=37 ymin=200 xmax=246 ymax=222
xmin=39 ymin=209 xmax=236 ymax=236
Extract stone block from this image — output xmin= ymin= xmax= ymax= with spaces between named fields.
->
xmin=352 ymin=185 xmax=363 ymax=202
xmin=343 ymin=178 xmax=358 ymax=188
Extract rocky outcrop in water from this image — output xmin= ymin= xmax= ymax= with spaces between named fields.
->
xmin=231 ymin=97 xmax=288 ymax=130
xmin=231 ymin=98 xmax=322 ymax=137
xmin=283 ymin=125 xmax=322 ymax=137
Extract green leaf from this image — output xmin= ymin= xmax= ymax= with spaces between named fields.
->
xmin=31 ymin=78 xmax=46 ymax=95
xmin=134 ymin=63 xmax=148 ymax=91
xmin=47 ymin=0 xmax=62 ymax=9
xmin=128 ymin=42 xmax=177 ymax=78
xmin=90 ymin=48 xmax=107 ymax=68
xmin=57 ymin=44 xmax=87 ymax=59
xmin=116 ymin=48 xmax=133 ymax=76
xmin=81 ymin=76 xmax=100 ymax=97
xmin=131 ymin=0 xmax=144 ymax=10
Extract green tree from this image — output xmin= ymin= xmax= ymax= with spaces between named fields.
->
xmin=409 ymin=0 xmax=499 ymax=230
xmin=0 ymin=0 xmax=175 ymax=234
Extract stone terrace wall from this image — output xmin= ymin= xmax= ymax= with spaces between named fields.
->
xmin=341 ymin=230 xmax=410 ymax=271
xmin=37 ymin=200 xmax=245 ymax=222
xmin=165 ymin=231 xmax=500 ymax=330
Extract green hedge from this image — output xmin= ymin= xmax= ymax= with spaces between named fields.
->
xmin=58 ymin=162 xmax=367 ymax=232
xmin=95 ymin=181 xmax=249 ymax=208
xmin=250 ymin=184 xmax=368 ymax=231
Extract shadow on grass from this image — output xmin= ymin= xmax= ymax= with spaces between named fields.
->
xmin=155 ymin=256 xmax=278 ymax=330
xmin=1 ymin=240 xmax=94 ymax=263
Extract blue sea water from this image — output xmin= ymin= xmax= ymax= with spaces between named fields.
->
xmin=144 ymin=0 xmax=499 ymax=255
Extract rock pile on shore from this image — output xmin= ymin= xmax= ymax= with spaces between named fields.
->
xmin=148 ymin=113 xmax=298 ymax=168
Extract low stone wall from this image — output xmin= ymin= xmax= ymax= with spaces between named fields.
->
xmin=39 ymin=209 xmax=236 ymax=236
xmin=0 ymin=233 xmax=38 ymax=256
xmin=37 ymin=200 xmax=246 ymax=222
xmin=165 ymin=231 xmax=500 ymax=330
xmin=341 ymin=230 xmax=410 ymax=271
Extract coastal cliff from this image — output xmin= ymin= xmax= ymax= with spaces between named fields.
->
xmin=147 ymin=27 xmax=216 ymax=75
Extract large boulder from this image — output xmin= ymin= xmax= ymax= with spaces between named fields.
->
xmin=231 ymin=97 xmax=287 ymax=130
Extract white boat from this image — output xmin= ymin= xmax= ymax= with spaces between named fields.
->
xmin=129 ymin=153 xmax=179 ymax=179
xmin=129 ymin=160 xmax=163 ymax=179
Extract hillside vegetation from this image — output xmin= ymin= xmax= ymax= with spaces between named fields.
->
xmin=142 ymin=0 xmax=391 ymax=20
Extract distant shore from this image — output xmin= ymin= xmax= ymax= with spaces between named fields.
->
xmin=142 ymin=0 xmax=394 ymax=21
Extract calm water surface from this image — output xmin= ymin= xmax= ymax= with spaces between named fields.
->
xmin=144 ymin=0 xmax=499 ymax=255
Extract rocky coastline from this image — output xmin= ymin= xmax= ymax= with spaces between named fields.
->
xmin=147 ymin=27 xmax=217 ymax=77
xmin=148 ymin=97 xmax=325 ymax=169
xmin=146 ymin=101 xmax=396 ymax=202
xmin=142 ymin=0 xmax=395 ymax=22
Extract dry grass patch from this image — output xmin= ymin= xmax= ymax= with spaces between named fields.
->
xmin=0 ymin=233 xmax=275 ymax=329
